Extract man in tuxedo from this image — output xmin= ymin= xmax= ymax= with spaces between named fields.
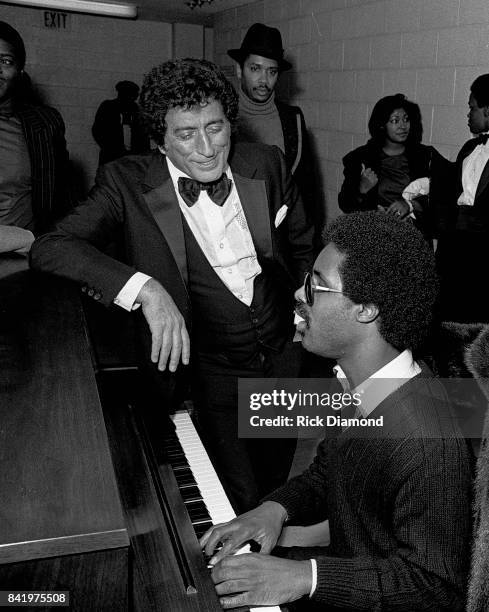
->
xmin=30 ymin=59 xmax=314 ymax=513
xmin=436 ymin=73 xmax=489 ymax=322
xmin=201 ymin=212 xmax=472 ymax=611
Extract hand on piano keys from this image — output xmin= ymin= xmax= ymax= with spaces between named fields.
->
xmin=169 ymin=410 xmax=284 ymax=611
xmin=199 ymin=501 xmax=288 ymax=567
xmin=207 ymin=551 xmax=313 ymax=609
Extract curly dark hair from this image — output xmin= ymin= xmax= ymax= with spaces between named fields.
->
xmin=471 ymin=74 xmax=489 ymax=108
xmin=368 ymin=93 xmax=423 ymax=145
xmin=139 ymin=58 xmax=239 ymax=146
xmin=323 ymin=212 xmax=439 ymax=352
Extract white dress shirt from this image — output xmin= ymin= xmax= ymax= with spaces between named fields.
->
xmin=458 ymin=134 xmax=489 ymax=206
xmin=333 ymin=349 xmax=421 ymax=418
xmin=113 ymin=155 xmax=261 ymax=310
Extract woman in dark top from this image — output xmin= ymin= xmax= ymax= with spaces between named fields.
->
xmin=338 ymin=93 xmax=448 ymax=238
xmin=0 ymin=21 xmax=70 ymax=239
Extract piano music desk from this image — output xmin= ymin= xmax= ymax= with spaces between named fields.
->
xmin=0 ymin=257 xmax=129 ymax=609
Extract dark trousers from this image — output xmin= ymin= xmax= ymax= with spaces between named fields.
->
xmin=192 ymin=341 xmax=303 ymax=514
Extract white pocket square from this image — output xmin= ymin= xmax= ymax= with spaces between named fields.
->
xmin=274 ymin=205 xmax=288 ymax=228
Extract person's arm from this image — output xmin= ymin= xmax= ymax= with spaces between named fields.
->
xmin=427 ymin=146 xmax=458 ymax=238
xmin=211 ymin=553 xmax=312 ymax=609
xmin=30 ymin=163 xmax=137 ymax=304
xmin=0 ymin=225 xmax=34 ymax=254
xmin=30 ymin=163 xmax=190 ymax=372
xmin=262 ymin=435 xmax=332 ymax=526
xmin=338 ymin=150 xmax=378 ymax=213
xmin=200 ymin=500 xmax=288 ymax=564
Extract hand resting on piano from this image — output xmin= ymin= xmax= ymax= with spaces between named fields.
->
xmin=200 ymin=502 xmax=313 ymax=609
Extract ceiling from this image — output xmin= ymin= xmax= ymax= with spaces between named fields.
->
xmin=138 ymin=0 xmax=253 ymax=25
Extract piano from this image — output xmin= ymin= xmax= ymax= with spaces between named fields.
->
xmin=0 ymin=258 xmax=281 ymax=611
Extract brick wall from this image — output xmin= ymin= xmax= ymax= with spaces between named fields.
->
xmin=2 ymin=5 xmax=208 ymax=195
xmin=213 ymin=0 xmax=489 ymax=225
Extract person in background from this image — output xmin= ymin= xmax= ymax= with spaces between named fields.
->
xmin=435 ymin=74 xmax=489 ymax=323
xmin=228 ymin=23 xmax=320 ymax=236
xmin=30 ymin=59 xmax=314 ymax=514
xmin=0 ymin=20 xmax=70 ymax=238
xmin=201 ymin=212 xmax=472 ymax=611
xmin=338 ymin=93 xmax=449 ymax=241
xmin=92 ymin=80 xmax=149 ymax=166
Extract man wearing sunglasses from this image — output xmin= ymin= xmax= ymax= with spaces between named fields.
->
xmin=201 ymin=211 xmax=472 ymax=611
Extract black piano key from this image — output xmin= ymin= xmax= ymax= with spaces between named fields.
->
xmin=180 ymin=485 xmax=202 ymax=503
xmin=174 ymin=470 xmax=197 ymax=487
xmin=170 ymin=459 xmax=190 ymax=470
xmin=186 ymin=500 xmax=210 ymax=522
xmin=194 ymin=521 xmax=213 ymax=539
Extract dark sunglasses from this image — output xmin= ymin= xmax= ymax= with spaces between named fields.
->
xmin=304 ymin=271 xmax=343 ymax=306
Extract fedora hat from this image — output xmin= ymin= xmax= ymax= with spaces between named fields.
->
xmin=227 ymin=23 xmax=292 ymax=71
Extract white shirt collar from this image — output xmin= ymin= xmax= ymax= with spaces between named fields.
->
xmin=333 ymin=350 xmax=421 ymax=417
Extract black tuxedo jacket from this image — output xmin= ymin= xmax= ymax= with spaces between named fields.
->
xmin=436 ymin=136 xmax=489 ymax=234
xmin=31 ymin=142 xmax=314 ymax=333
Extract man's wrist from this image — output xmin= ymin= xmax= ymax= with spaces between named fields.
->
xmin=113 ymin=272 xmax=151 ymax=311
xmin=295 ymin=559 xmax=314 ymax=599
xmin=260 ymin=500 xmax=288 ymax=525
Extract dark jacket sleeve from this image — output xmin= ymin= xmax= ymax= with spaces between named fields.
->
xmin=30 ymin=162 xmax=137 ymax=307
xmin=430 ymin=142 xmax=469 ymax=237
xmin=407 ymin=145 xmax=453 ymax=240
xmin=338 ymin=145 xmax=378 ymax=212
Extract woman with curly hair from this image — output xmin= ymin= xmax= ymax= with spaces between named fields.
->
xmin=338 ymin=93 xmax=449 ymax=240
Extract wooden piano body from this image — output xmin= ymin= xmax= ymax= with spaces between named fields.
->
xmin=0 ymin=256 xmax=227 ymax=610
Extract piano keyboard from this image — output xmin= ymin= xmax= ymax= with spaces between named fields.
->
xmin=168 ymin=410 xmax=281 ymax=612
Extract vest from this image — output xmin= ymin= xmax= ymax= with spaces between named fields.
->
xmin=181 ymin=216 xmax=291 ymax=362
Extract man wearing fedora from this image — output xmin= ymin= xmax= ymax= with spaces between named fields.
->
xmin=228 ymin=23 xmax=319 ymax=231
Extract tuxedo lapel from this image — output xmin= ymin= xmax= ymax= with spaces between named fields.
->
xmin=476 ymin=159 xmax=489 ymax=201
xmin=230 ymin=148 xmax=274 ymax=261
xmin=141 ymin=155 xmax=188 ymax=287
xmin=233 ymin=172 xmax=273 ymax=261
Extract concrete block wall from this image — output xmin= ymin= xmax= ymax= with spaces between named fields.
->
xmin=1 ymin=5 xmax=205 ymax=195
xmin=213 ymin=0 xmax=488 ymax=225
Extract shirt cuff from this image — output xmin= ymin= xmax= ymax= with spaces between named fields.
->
xmin=113 ymin=272 xmax=152 ymax=311
xmin=309 ymin=559 xmax=317 ymax=597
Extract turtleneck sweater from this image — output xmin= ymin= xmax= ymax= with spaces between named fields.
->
xmin=236 ymin=87 xmax=285 ymax=154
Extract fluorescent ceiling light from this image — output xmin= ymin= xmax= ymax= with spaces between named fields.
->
xmin=3 ymin=0 xmax=137 ymax=18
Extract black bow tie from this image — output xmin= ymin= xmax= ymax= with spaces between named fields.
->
xmin=178 ymin=174 xmax=232 ymax=207
xmin=475 ymin=133 xmax=489 ymax=145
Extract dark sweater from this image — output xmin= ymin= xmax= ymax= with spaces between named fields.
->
xmin=267 ymin=371 xmax=472 ymax=611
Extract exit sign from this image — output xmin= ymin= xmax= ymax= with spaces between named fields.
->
xmin=43 ymin=10 xmax=71 ymax=30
